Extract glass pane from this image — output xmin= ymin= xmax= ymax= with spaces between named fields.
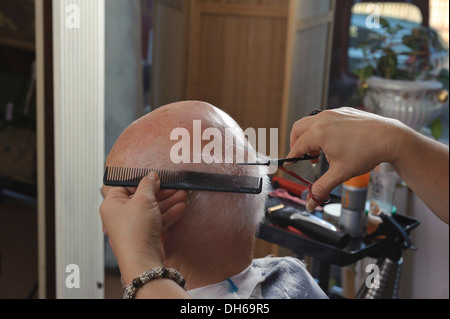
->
xmin=348 ymin=2 xmax=424 ymax=76
xmin=352 ymin=2 xmax=422 ymax=24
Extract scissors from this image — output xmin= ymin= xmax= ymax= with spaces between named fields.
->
xmin=239 ymin=109 xmax=330 ymax=206
xmin=238 ymin=154 xmax=331 ymax=206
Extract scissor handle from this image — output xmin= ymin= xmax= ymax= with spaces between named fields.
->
xmin=279 ymin=155 xmax=320 ymax=165
xmin=278 ymin=166 xmax=330 ymax=206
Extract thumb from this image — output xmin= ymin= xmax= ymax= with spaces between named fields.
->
xmin=132 ymin=171 xmax=161 ymax=209
xmin=306 ymin=166 xmax=343 ymax=212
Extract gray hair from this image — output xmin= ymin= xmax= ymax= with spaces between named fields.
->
xmin=176 ymin=110 xmax=270 ymax=238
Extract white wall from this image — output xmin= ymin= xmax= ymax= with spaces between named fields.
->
xmin=398 ymin=188 xmax=449 ymax=299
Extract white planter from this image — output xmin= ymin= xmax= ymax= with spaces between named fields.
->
xmin=363 ymin=76 xmax=448 ymax=130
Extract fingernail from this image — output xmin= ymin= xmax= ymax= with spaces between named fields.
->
xmin=305 ymin=195 xmax=314 ymax=212
xmin=306 ymin=201 xmax=314 ymax=213
xmin=186 ymin=191 xmax=192 ymax=206
xmin=148 ymin=171 xmax=159 ymax=181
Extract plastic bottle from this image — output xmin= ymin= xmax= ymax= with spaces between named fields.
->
xmin=366 ymin=162 xmax=398 ymax=217
xmin=339 ymin=173 xmax=370 ymax=238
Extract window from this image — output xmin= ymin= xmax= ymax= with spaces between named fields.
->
xmin=347 ymin=2 xmax=424 ymax=76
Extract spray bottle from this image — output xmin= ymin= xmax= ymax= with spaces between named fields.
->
xmin=367 ymin=162 xmax=398 ymax=216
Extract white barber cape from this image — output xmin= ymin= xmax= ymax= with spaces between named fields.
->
xmin=187 ymin=256 xmax=328 ymax=299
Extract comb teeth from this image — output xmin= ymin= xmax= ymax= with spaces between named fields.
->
xmin=105 ymin=167 xmax=146 ymax=187
xmin=104 ymin=167 xmax=187 ymax=187
xmin=158 ymin=169 xmax=185 ymax=184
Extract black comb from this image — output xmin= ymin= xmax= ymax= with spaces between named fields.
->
xmin=103 ymin=167 xmax=263 ymax=194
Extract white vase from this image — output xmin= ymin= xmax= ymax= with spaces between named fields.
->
xmin=363 ymin=76 xmax=448 ymax=131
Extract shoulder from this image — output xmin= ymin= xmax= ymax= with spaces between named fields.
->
xmin=252 ymin=256 xmax=328 ymax=299
xmin=253 ymin=256 xmax=307 ymax=276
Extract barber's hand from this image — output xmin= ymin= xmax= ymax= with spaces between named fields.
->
xmin=286 ymin=107 xmax=403 ymax=212
xmin=100 ymin=171 xmax=188 ymax=284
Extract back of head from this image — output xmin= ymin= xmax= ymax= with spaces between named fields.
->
xmin=106 ymin=101 xmax=270 ymax=245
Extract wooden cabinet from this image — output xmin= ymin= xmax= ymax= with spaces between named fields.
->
xmin=185 ymin=0 xmax=289 ymax=134
xmin=152 ymin=0 xmax=335 ymax=256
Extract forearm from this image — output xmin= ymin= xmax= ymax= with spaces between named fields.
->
xmin=391 ymin=125 xmax=449 ymax=224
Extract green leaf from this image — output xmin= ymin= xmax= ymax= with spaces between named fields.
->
xmin=377 ymin=49 xmax=398 ymax=79
xmin=431 ymin=119 xmax=443 ymax=140
xmin=402 ymin=35 xmax=417 ymax=50
xmin=355 ymin=41 xmax=372 ymax=49
xmin=379 ymin=17 xmax=390 ymax=29
xmin=355 ymin=65 xmax=374 ymax=81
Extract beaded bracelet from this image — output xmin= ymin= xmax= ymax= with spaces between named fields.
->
xmin=123 ymin=267 xmax=186 ymax=299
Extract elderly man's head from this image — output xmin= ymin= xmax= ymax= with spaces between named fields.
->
xmin=105 ymin=101 xmax=269 ymax=263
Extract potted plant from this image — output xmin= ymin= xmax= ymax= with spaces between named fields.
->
xmin=353 ymin=17 xmax=449 ymax=134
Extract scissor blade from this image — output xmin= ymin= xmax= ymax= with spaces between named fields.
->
xmin=237 ymin=158 xmax=279 ymax=166
xmin=238 ymin=155 xmax=319 ymax=166
xmin=283 ymin=155 xmax=320 ymax=163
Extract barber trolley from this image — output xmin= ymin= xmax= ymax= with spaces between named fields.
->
xmin=258 ymin=177 xmax=420 ymax=299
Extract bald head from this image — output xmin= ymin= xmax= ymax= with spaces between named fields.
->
xmin=106 ymin=100 xmax=251 ymax=172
